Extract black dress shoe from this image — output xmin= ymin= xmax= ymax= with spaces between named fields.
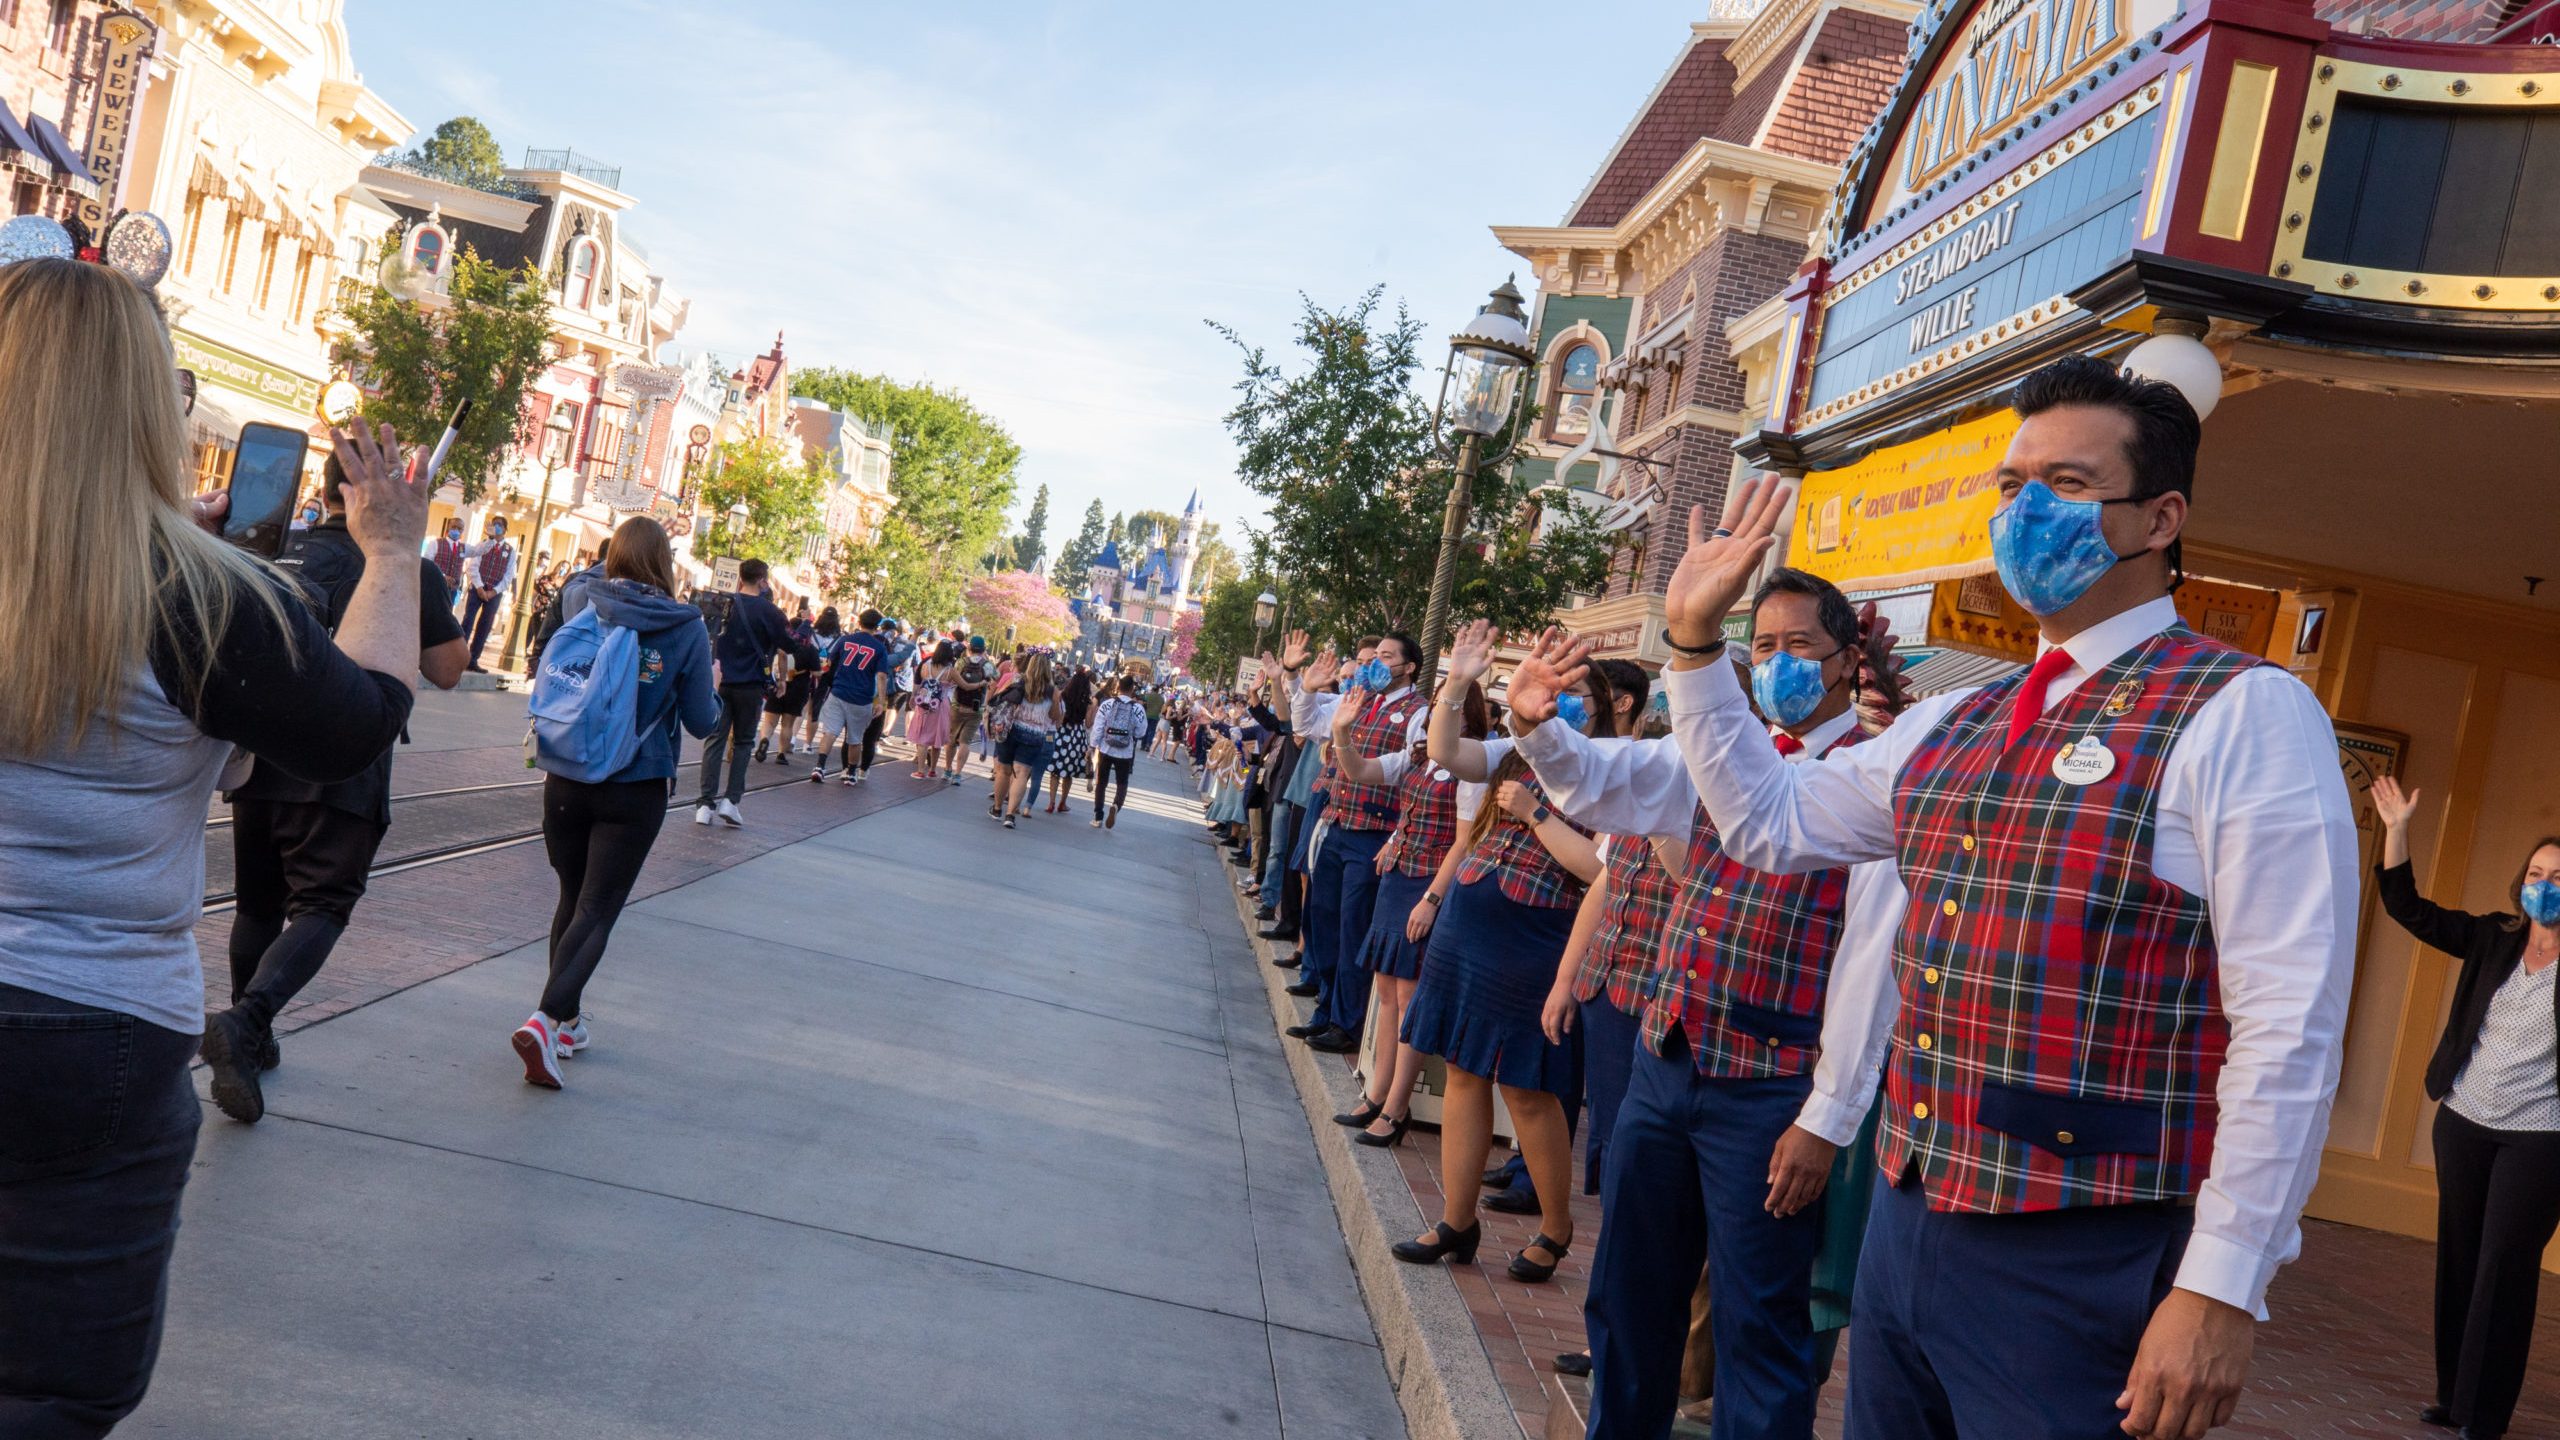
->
xmin=1332 ymin=1096 xmax=1384 ymax=1127
xmin=1484 ymin=1186 xmax=1541 ymax=1215
xmin=1285 ymin=1021 xmax=1325 ymax=1038
xmin=1254 ymin=906 xmax=1277 ymax=922
xmin=198 ymin=1010 xmax=265 ymax=1125
xmin=1258 ymin=925 xmax=1299 ymax=941
xmin=1272 ymin=953 xmax=1302 ymax=969
xmin=1391 ymin=1220 xmax=1481 ymax=1265
xmin=1554 ymin=1352 xmax=1592 ymax=1378
xmin=2458 ymin=1427 xmax=2504 ymax=1440
xmin=1354 ymin=1112 xmax=1411 ymax=1148
xmin=1305 ymin=1028 xmax=1360 ymax=1054
xmin=1283 ymin=980 xmax=1320 ymax=997
xmin=2421 ymin=1404 xmax=2456 ymax=1429
xmin=1508 ymin=1232 xmax=1571 ymax=1283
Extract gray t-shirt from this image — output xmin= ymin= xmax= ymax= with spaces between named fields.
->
xmin=0 ymin=573 xmax=412 ymax=1032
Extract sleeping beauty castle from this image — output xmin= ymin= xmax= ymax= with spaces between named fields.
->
xmin=1067 ymin=490 xmax=1207 ymax=671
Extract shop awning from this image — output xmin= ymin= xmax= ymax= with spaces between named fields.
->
xmin=23 ymin=115 xmax=98 ymax=195
xmin=1898 ymin=648 xmax=2024 ymax=698
xmin=0 ymin=102 xmax=41 ymax=174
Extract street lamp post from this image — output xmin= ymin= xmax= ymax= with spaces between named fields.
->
xmin=1417 ymin=278 xmax=1534 ymax=694
xmin=499 ymin=408 xmax=581 ymax=675
xmin=1253 ymin=588 xmax=1278 ymax=657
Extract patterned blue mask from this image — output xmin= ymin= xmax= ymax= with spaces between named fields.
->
xmin=2523 ymin=879 xmax=2560 ymax=926
xmin=1751 ymin=650 xmax=1831 ymax=727
xmin=1554 ymin=692 xmax=1590 ymax=732
xmin=1990 ymin=480 xmax=2139 ymax=616
xmin=1355 ymin=658 xmax=1392 ymax=692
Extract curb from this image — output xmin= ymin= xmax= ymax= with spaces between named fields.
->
xmin=1223 ymin=882 xmax=1525 ymax=1440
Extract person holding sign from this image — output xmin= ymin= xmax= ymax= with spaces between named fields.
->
xmin=1514 ymin=356 xmax=2357 ymax=1440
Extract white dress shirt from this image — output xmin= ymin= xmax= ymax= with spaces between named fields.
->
xmin=1514 ymin=709 xmax=1906 ymax=1148
xmin=461 ymin=536 xmax=516 ymax=597
xmin=1517 ymin=595 xmax=2358 ymax=1320
xmin=1291 ymin=678 xmax=1425 ymax=750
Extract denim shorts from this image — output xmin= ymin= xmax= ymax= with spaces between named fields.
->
xmin=995 ymin=728 xmax=1053 ymax=769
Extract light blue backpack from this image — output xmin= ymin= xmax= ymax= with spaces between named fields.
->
xmin=527 ymin=607 xmax=644 ymax=781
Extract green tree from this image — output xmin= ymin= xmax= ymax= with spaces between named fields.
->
xmin=1190 ymin=552 xmax=1283 ymax=683
xmin=1016 ymin=483 xmax=1051 ymax=572
xmin=1117 ymin=508 xmax=1180 ymax=554
xmin=332 ymin=249 xmax=552 ymax=504
xmin=693 ymin=434 xmax=827 ymax=567
xmin=1191 ymin=525 xmax=1237 ymax=596
xmin=793 ymin=369 xmax=1022 ymax=625
xmin=408 ymin=116 xmax=506 ymax=188
xmin=1057 ymin=498 xmax=1109 ymax=576
xmin=1211 ymin=288 xmax=1609 ymax=649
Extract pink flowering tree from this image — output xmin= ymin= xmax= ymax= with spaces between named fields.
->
xmin=1168 ymin=608 xmax=1203 ymax=670
xmin=964 ymin=569 xmax=1075 ymax=648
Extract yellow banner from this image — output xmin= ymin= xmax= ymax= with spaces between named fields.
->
xmin=1792 ymin=410 xmax=2017 ymax=591
xmin=1928 ymin=572 xmax=2286 ymax=661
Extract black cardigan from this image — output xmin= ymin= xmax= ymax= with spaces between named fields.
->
xmin=2375 ymin=860 xmax=2560 ymax=1103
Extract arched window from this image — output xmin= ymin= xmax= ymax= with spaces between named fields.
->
xmin=568 ymin=238 xmax=598 ymax=308
xmin=407 ymin=223 xmax=445 ymax=276
xmin=1551 ymin=342 xmax=1600 ymax=440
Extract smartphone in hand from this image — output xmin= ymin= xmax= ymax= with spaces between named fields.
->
xmin=222 ymin=421 xmax=313 ymax=559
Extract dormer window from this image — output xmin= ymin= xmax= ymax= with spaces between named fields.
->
xmin=1550 ymin=342 xmax=1600 ymax=440
xmin=407 ymin=222 xmax=446 ymax=277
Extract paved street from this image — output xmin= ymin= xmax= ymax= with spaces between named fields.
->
xmin=134 ymin=694 xmax=1403 ymax=1440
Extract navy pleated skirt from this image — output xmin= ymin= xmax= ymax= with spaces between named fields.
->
xmin=1355 ymin=870 xmax=1434 ymax=979
xmin=1399 ymin=876 xmax=1582 ymax=1097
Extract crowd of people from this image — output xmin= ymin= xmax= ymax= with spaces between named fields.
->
xmin=2 ymin=258 xmax=2555 ymax=1440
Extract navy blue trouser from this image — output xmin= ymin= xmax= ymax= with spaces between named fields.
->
xmin=1585 ymin=1041 xmax=1819 ymax=1440
xmin=1579 ymin=997 xmax=1642 ymax=1195
xmin=1304 ymin=825 xmax=1387 ymax=1036
xmin=1844 ymin=1173 xmax=2191 ymax=1440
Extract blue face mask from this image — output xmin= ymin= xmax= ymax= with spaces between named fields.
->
xmin=1751 ymin=650 xmax=1834 ymax=727
xmin=1355 ymin=658 xmax=1393 ymax=692
xmin=1554 ymin=692 xmax=1590 ymax=732
xmin=2523 ymin=879 xmax=2560 ymax=926
xmin=1989 ymin=480 xmax=2145 ymax=616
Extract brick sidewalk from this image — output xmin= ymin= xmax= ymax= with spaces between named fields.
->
xmin=1383 ymin=1106 xmax=2560 ymax=1439
xmin=196 ymin=748 xmax=956 ymax=1037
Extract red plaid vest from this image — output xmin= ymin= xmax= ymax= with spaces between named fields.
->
xmin=1646 ymin=727 xmax=1868 ymax=1079
xmin=477 ymin=541 xmax=509 ymax=588
xmin=431 ymin=536 xmax=464 ymax=586
xmin=1884 ymin=627 xmax=2264 ymax=1213
xmin=1456 ymin=775 xmax=1591 ymax=909
xmin=1575 ymin=833 xmax=1679 ymax=1013
xmin=1383 ymin=760 xmax=1459 ymax=879
xmin=1325 ymin=691 xmax=1414 ymax=832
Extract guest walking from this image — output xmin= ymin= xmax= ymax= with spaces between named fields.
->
xmin=2373 ymin=776 xmax=2560 ymax=1440
xmin=1045 ymin=667 xmax=1095 ymax=813
xmin=906 ymin=640 xmax=957 ymax=779
xmin=991 ymin=651 xmax=1061 ymax=828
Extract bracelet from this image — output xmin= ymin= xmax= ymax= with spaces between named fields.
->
xmin=1660 ymin=628 xmax=1726 ymax=659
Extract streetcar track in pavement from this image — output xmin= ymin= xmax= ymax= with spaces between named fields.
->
xmin=202 ymin=775 xmax=545 ymax=830
xmin=200 ymin=764 xmax=855 ymax=913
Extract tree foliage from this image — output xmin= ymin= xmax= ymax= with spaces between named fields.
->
xmin=794 ymin=369 xmax=1022 ymax=627
xmin=1167 ymin=608 xmax=1204 ymax=672
xmin=333 ymin=249 xmax=552 ymax=504
xmin=1057 ymin=498 xmax=1109 ymax=577
xmin=964 ymin=570 xmax=1074 ymax=647
xmin=692 ymin=434 xmax=828 ymax=570
xmin=1016 ymin=484 xmax=1051 ymax=572
xmin=1115 ymin=508 xmax=1179 ymax=554
xmin=1211 ymin=288 xmax=1609 ymax=651
xmin=408 ymin=116 xmax=506 ymax=188
xmin=1189 ymin=552 xmax=1280 ymax=683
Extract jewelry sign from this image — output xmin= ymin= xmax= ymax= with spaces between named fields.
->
xmin=75 ymin=10 xmax=158 ymax=240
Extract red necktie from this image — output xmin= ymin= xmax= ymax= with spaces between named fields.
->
xmin=2007 ymin=647 xmax=2077 ymax=748
xmin=1771 ymin=732 xmax=1803 ymax=756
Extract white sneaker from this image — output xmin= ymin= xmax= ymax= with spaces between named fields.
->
xmin=554 ymin=1015 xmax=590 ymax=1059
xmin=512 ymin=1014 xmax=564 ymax=1089
xmin=694 ymin=805 xmax=714 ymax=826
xmin=809 ymin=765 xmax=828 ymax=784
xmin=715 ymin=799 xmax=744 ymax=828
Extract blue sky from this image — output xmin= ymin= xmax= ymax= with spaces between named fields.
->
xmin=343 ymin=0 xmax=1705 ymax=541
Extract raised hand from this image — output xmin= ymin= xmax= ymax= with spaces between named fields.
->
xmin=1304 ymin=650 xmax=1343 ymax=692
xmin=2371 ymin=775 xmax=2419 ymax=832
xmin=1664 ymin=476 xmax=1794 ymax=652
xmin=1281 ymin=629 xmax=1312 ymax=670
xmin=1506 ymin=627 xmax=1592 ymax=732
xmin=329 ymin=420 xmax=426 ymax=559
xmin=1443 ymin=619 xmax=1500 ymax=690
xmin=1331 ymin=686 xmax=1365 ymax=740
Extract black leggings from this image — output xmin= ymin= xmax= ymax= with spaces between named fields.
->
xmin=539 ymin=775 xmax=669 ymax=1023
xmin=1094 ymin=754 xmax=1134 ymax=817
xmin=2431 ymin=1105 xmax=2560 ymax=1434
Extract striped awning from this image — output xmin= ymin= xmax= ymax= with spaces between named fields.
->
xmin=1898 ymin=648 xmax=2025 ymax=698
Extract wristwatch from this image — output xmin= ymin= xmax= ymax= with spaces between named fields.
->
xmin=1661 ymin=628 xmax=1726 ymax=659
xmin=1531 ymin=804 xmax=1552 ymax=825
xmin=1423 ymin=891 xmax=1443 ymax=907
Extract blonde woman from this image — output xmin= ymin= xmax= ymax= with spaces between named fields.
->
xmin=0 ymin=259 xmax=429 ymax=1430
xmin=991 ymin=650 xmax=1062 ymax=828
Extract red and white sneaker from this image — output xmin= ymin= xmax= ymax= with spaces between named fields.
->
xmin=553 ymin=1015 xmax=590 ymax=1060
xmin=512 ymin=1013 xmax=564 ymax=1089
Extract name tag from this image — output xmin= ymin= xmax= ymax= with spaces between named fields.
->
xmin=1432 ymin=766 xmax=1452 ymax=783
xmin=2052 ymin=735 xmax=2117 ymax=786
xmin=1388 ymin=711 xmax=1406 ymax=727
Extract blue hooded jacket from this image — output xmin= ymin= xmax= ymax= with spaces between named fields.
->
xmin=554 ymin=573 xmax=720 ymax=783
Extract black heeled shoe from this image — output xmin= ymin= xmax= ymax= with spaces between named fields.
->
xmin=1332 ymin=1096 xmax=1384 ymax=1128
xmin=1392 ymin=1220 xmax=1481 ymax=1265
xmin=1508 ymin=1232 xmax=1572 ymax=1283
xmin=1354 ymin=1112 xmax=1410 ymax=1148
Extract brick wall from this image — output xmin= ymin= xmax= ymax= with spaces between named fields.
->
xmin=1 ymin=3 xmax=108 ymax=220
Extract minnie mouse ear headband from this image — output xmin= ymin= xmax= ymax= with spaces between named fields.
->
xmin=0 ymin=208 xmax=174 ymax=289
